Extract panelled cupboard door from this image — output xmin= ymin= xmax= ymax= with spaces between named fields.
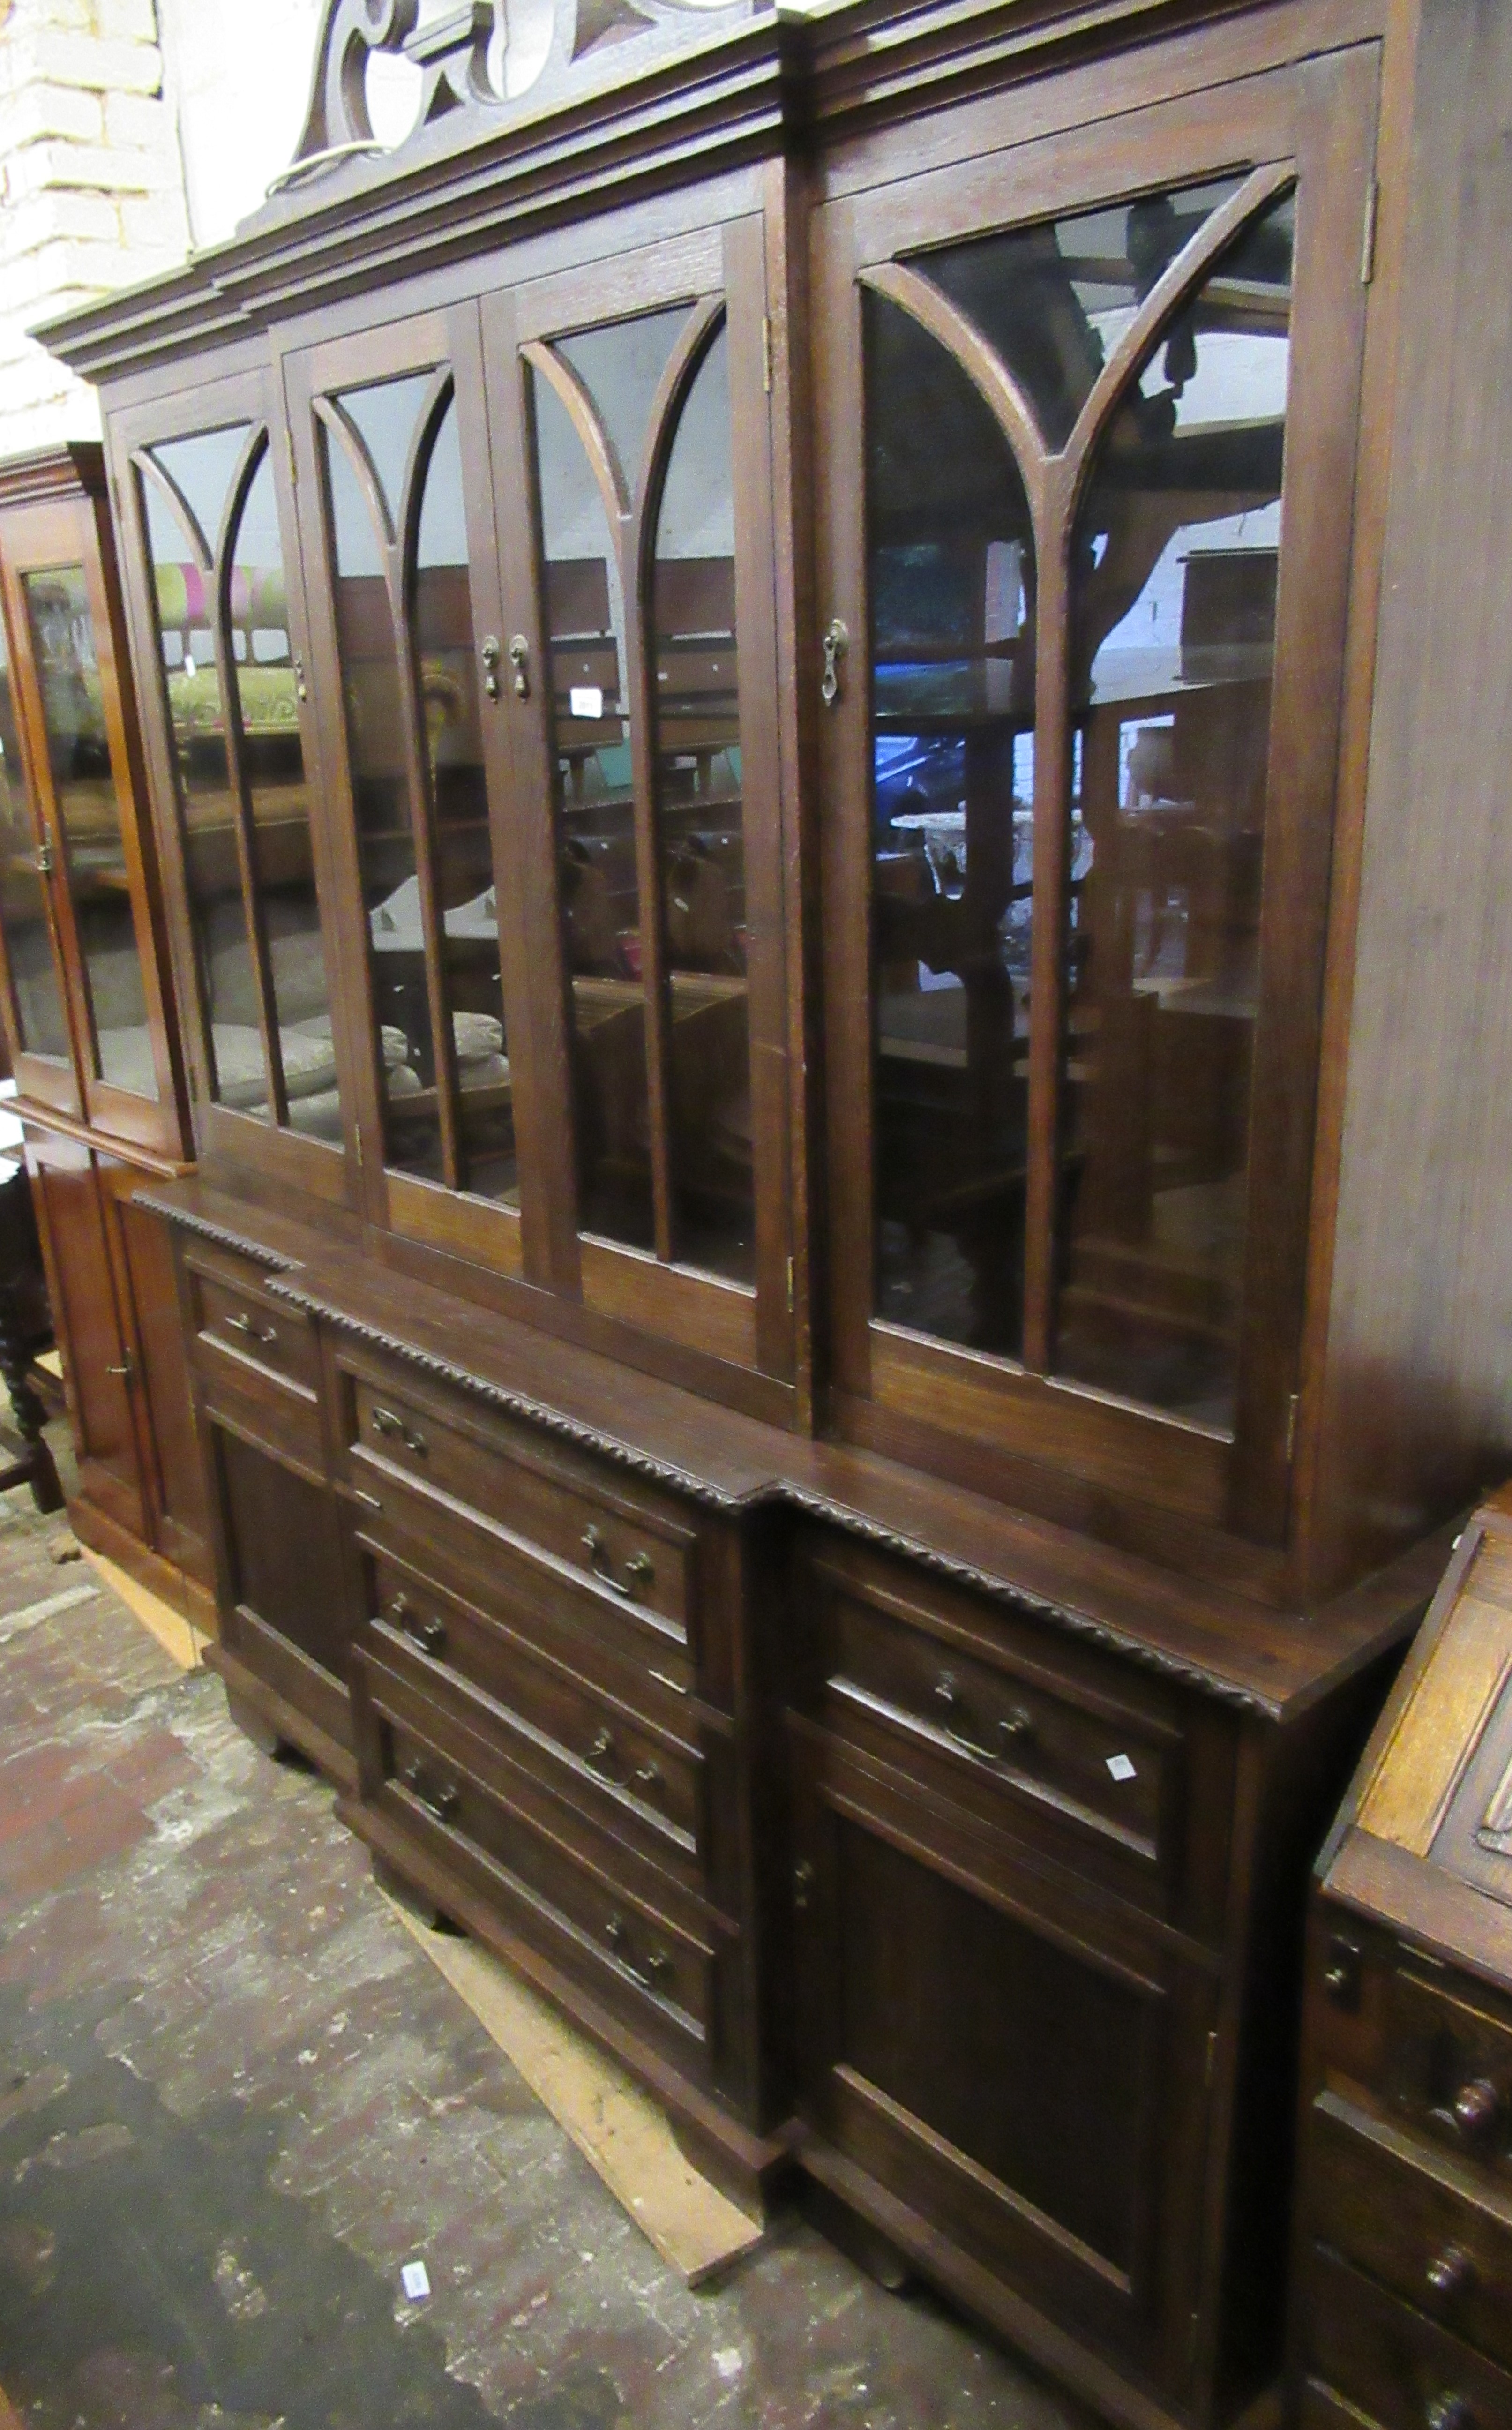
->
xmin=788 ymin=1722 xmax=1218 ymax=2399
xmin=815 ymin=44 xmax=1379 ymax=1542
xmin=0 ymin=494 xmax=177 ymax=1149
xmin=481 ymin=215 xmax=793 ymax=1379
xmin=111 ymin=367 xmax=358 ymax=1208
xmin=286 ymin=306 xmax=540 ymax=1282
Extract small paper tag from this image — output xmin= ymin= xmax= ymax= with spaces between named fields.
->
xmin=1106 ymin=1753 xmax=1137 ymax=1783
xmin=569 ymin=685 xmax=604 ymax=720
xmin=401 ymin=2261 xmax=431 ymax=2302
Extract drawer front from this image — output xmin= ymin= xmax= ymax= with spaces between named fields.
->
xmin=1389 ymin=1968 xmax=1512 ymax=2181
xmin=793 ymin=1539 xmax=1181 ymax=1891
xmin=1311 ymin=2088 xmax=1512 ymax=2371
xmin=345 ymin=1430 xmax=695 ymax=1697
xmin=187 ymin=1254 xmax=320 ymax=1396
xmin=354 ymin=1653 xmax=738 ymax=2086
xmin=1308 ymin=2244 xmax=1512 ymax=2430
xmin=362 ymin=1542 xmax=723 ymax=1898
xmin=344 ymin=1368 xmax=693 ymax=1630
xmin=195 ymin=1353 xmax=325 ymax=1482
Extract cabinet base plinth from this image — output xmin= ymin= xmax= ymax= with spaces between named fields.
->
xmin=205 ymin=1642 xmax=358 ymax=1792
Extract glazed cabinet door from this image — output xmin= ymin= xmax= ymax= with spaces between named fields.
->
xmin=789 ymin=1719 xmax=1217 ymax=2400
xmin=0 ymin=492 xmax=180 ymax=1150
xmin=285 ymin=306 xmax=536 ymax=1280
xmin=815 ymin=38 xmax=1379 ymax=1542
xmin=112 ymin=368 xmax=357 ymax=1206
xmin=480 ymin=217 xmax=792 ymax=1382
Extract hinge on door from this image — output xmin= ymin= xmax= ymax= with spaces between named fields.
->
xmin=1205 ymin=2028 xmax=1218 ymax=2089
xmin=105 ymin=1351 xmax=136 ymax=1386
xmin=1285 ymin=1392 xmax=1300 ymax=1463
xmin=762 ymin=313 xmax=773 ymax=395
xmin=1360 ymin=180 xmax=1378 ymax=285
xmin=286 ymin=424 xmax=299 ymax=489
xmin=786 ymin=1253 xmax=794 ymax=1310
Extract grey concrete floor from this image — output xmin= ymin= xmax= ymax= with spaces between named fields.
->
xmin=0 ymin=1453 xmax=1088 ymax=2430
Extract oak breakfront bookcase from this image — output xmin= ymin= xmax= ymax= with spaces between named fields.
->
xmin=0 ymin=446 xmax=209 ymax=1615
xmin=37 ymin=0 xmax=1512 ymax=2421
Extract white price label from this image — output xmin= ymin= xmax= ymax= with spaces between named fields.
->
xmin=569 ymin=685 xmax=604 ymax=719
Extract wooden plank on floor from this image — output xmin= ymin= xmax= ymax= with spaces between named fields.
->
xmin=81 ymin=1547 xmax=208 ymax=1674
xmin=383 ymin=1894 xmax=764 ymax=2288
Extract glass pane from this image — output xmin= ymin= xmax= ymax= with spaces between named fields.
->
xmin=414 ymin=398 xmax=516 ymax=1201
xmin=326 ymin=381 xmax=440 ymax=1178
xmin=150 ymin=426 xmax=249 ymax=558
xmin=532 ymin=364 xmax=651 ymax=1249
xmin=1056 ymin=191 xmax=1295 ymax=1427
xmin=228 ymin=451 xmax=344 ymax=1141
xmin=143 ymin=433 xmax=268 ymax=1112
xmin=0 ymin=608 xmax=69 ymax=1063
xmin=341 ymin=373 xmax=434 ymax=532
xmin=865 ymin=289 xmax=1037 ymax=1356
xmin=23 ymin=566 xmax=157 ymax=1100
xmin=651 ymin=324 xmax=752 ymax=1283
xmin=557 ymin=308 xmax=687 ymax=492
xmin=921 ymin=176 xmax=1246 ymax=451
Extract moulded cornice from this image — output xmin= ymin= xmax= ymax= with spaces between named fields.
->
xmin=0 ymin=442 xmax=106 ymax=509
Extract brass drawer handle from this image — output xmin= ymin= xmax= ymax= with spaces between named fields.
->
xmin=1426 ymin=2397 xmax=1475 ymax=2430
xmin=580 ymin=1523 xmax=654 ymax=1600
xmin=370 ymin=1405 xmax=427 ymax=1456
xmin=224 ymin=1310 xmax=277 ymax=1347
xmin=584 ymin=1725 xmax=661 ymax=1799
xmin=1426 ymin=2245 xmax=1477 ymax=2305
xmin=793 ymin=1857 xmax=816 ymax=1911
xmin=933 ymin=1669 xmax=1035 ymax=1762
xmin=390 ymin=1592 xmax=445 ymax=1656
xmin=603 ymin=1912 xmax=672 ymax=1992
xmin=401 ymin=1758 xmax=458 ymax=1823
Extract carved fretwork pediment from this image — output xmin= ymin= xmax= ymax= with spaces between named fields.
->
xmin=279 ymin=0 xmax=767 ymax=198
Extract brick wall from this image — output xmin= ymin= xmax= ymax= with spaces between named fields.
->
xmin=0 ymin=0 xmax=190 ymax=456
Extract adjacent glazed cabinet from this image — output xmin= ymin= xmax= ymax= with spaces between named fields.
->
xmin=40 ymin=0 xmax=1512 ymax=2421
xmin=0 ymin=447 xmax=208 ymax=1611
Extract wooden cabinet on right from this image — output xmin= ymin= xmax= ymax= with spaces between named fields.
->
xmin=1293 ymin=1491 xmax=1512 ymax=2430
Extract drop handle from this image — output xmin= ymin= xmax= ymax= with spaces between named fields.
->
xmin=30 ymin=840 xmax=54 ymax=876
xmin=584 ymin=1725 xmax=661 ymax=1799
xmin=223 ymin=1311 xmax=276 ymax=1347
xmin=507 ymin=634 xmax=530 ymax=698
xmin=293 ymin=654 xmax=308 ymax=703
xmin=933 ymin=1669 xmax=1034 ymax=1762
xmin=793 ymin=1857 xmax=816 ymax=1911
xmin=401 ymin=1759 xmax=459 ymax=1823
xmin=603 ymin=1912 xmax=673 ymax=1991
xmin=820 ymin=616 xmax=848 ymax=707
xmin=480 ymin=634 xmax=502 ymax=699
xmin=390 ymin=1592 xmax=444 ymax=1656
xmin=580 ymin=1522 xmax=654 ymax=1600
xmin=1425 ymin=2397 xmax=1475 ymax=2430
xmin=1426 ymin=2245 xmax=1477 ymax=2305
xmin=369 ymin=1405 xmax=427 ymax=1457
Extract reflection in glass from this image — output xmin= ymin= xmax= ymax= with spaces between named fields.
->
xmin=558 ymin=310 xmax=685 ymax=491
xmin=326 ymin=393 xmax=442 ymax=1181
xmin=532 ymin=359 xmax=651 ymax=1249
xmin=865 ymin=289 xmax=1037 ymax=1355
xmin=414 ymin=397 xmax=516 ymax=1201
xmin=143 ymin=425 xmax=264 ymax=1112
xmin=651 ymin=325 xmax=753 ymax=1282
xmin=23 ymin=566 xmax=156 ymax=1098
xmin=341 ymin=374 xmax=434 ymax=531
xmin=228 ymin=452 xmax=344 ymax=1139
xmin=0 ymin=608 xmax=70 ymax=1062
xmin=921 ymin=176 xmax=1245 ymax=450
xmin=1056 ymin=192 xmax=1294 ymax=1426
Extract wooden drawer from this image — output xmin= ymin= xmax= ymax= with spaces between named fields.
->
xmin=792 ymin=1534 xmax=1183 ymax=1897
xmin=195 ymin=1350 xmax=325 ymax=1482
xmin=342 ymin=1389 xmax=697 ymax=1698
xmin=187 ymin=1249 xmax=320 ymax=1396
xmin=1389 ymin=1967 xmax=1512 ymax=2181
xmin=354 ymin=1651 xmax=741 ymax=2090
xmin=1311 ymin=2087 xmax=1512 ymax=2371
xmin=359 ymin=1538 xmax=730 ymax=1903
xmin=344 ymin=1367 xmax=693 ymax=1626
xmin=1308 ymin=2243 xmax=1512 ymax=2430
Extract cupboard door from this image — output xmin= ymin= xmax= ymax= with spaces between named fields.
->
xmin=113 ymin=368 xmax=356 ymax=1205
xmin=816 ymin=43 xmax=1378 ymax=1538
xmin=103 ymin=1168 xmax=210 ymax=1588
xmin=206 ymin=1420 xmax=353 ymax=1754
xmin=0 ymin=555 xmax=80 ymax=1118
xmin=789 ymin=1720 xmax=1216 ymax=2395
xmin=286 ymin=306 xmax=537 ymax=1278
xmin=0 ymin=491 xmax=181 ymax=1151
xmin=26 ymin=1130 xmax=146 ymax=1540
xmin=483 ymin=216 xmax=792 ymax=1378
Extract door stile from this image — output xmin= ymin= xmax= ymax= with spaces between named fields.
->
xmin=0 ymin=524 xmax=87 ymax=1121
